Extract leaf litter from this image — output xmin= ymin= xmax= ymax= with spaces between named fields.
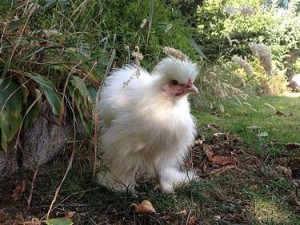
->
xmin=132 ymin=200 xmax=156 ymax=213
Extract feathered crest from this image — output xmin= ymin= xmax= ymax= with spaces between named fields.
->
xmin=163 ymin=46 xmax=188 ymax=62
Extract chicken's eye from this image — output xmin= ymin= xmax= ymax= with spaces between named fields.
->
xmin=171 ymin=80 xmax=179 ymax=85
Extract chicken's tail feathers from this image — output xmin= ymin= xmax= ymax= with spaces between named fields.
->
xmin=163 ymin=46 xmax=188 ymax=62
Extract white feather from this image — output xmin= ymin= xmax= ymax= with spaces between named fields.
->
xmin=96 ymin=57 xmax=198 ymax=193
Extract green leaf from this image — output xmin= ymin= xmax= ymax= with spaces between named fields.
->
xmin=87 ymin=86 xmax=97 ymax=104
xmin=23 ymin=89 xmax=41 ymax=129
xmin=25 ymin=73 xmax=62 ymax=116
xmin=67 ymin=77 xmax=93 ymax=135
xmin=44 ymin=217 xmax=73 ymax=225
xmin=0 ymin=79 xmax=23 ymax=151
xmin=70 ymin=76 xmax=88 ymax=106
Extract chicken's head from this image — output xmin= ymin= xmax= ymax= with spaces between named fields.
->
xmin=153 ymin=57 xmax=199 ymax=98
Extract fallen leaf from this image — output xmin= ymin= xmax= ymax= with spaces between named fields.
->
xmin=188 ymin=215 xmax=196 ymax=225
xmin=176 ymin=209 xmax=187 ymax=216
xmin=211 ymin=155 xmax=237 ymax=166
xmin=209 ymin=165 xmax=237 ymax=176
xmin=194 ymin=139 xmax=203 ymax=146
xmin=289 ymin=192 xmax=300 ymax=208
xmin=65 ymin=211 xmax=75 ymax=218
xmin=132 ymin=200 xmax=156 ymax=213
xmin=206 ymin=124 xmax=221 ymax=131
xmin=189 ymin=139 xmax=203 ymax=148
xmin=276 ymin=165 xmax=292 ymax=179
xmin=212 ymin=132 xmax=228 ymax=141
xmin=44 ymin=217 xmax=73 ymax=225
xmin=203 ymin=144 xmax=214 ymax=160
xmin=23 ymin=218 xmax=41 ymax=225
xmin=292 ymin=180 xmax=300 ymax=188
xmin=11 ymin=181 xmax=26 ymax=201
xmin=203 ymin=144 xmax=237 ymax=166
xmin=214 ymin=215 xmax=221 ymax=220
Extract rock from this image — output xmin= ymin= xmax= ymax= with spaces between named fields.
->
xmin=0 ymin=104 xmax=73 ymax=181
xmin=288 ymin=74 xmax=300 ymax=91
xmin=22 ymin=115 xmax=73 ymax=168
xmin=0 ymin=147 xmax=18 ymax=181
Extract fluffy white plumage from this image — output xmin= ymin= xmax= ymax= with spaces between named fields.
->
xmin=96 ymin=54 xmax=199 ymax=193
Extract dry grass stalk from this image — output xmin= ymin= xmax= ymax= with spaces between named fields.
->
xmin=232 ymin=55 xmax=253 ymax=75
xmin=249 ymin=42 xmax=272 ymax=76
xmin=163 ymin=46 xmax=188 ymax=61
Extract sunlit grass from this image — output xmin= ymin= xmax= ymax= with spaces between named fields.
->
xmin=250 ymin=198 xmax=293 ymax=224
xmin=194 ymin=95 xmax=300 ymax=156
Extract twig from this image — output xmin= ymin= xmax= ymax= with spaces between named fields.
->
xmin=185 ymin=210 xmax=193 ymax=225
xmin=27 ymin=167 xmax=39 ymax=209
xmin=146 ymin=0 xmax=153 ymax=47
xmin=54 ymin=187 xmax=101 ymax=209
xmin=92 ymin=89 xmax=100 ymax=179
xmin=46 ymin=145 xmax=76 ymax=219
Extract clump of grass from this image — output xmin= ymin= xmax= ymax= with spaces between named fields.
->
xmin=260 ymin=73 xmax=289 ymax=95
xmin=193 ymin=61 xmax=250 ymax=111
xmin=232 ymin=55 xmax=253 ymax=76
xmin=249 ymin=42 xmax=272 ymax=77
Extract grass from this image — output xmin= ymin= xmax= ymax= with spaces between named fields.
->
xmin=1 ymin=94 xmax=300 ymax=224
xmin=194 ymin=94 xmax=300 ymax=157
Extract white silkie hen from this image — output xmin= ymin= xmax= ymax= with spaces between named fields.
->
xmin=96 ymin=47 xmax=199 ymax=193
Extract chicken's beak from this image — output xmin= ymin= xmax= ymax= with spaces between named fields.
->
xmin=185 ymin=84 xmax=198 ymax=94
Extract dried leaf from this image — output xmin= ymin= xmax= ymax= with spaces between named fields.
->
xmin=132 ymin=200 xmax=156 ymax=213
xmin=209 ymin=165 xmax=237 ymax=176
xmin=289 ymin=192 xmax=300 ymax=207
xmin=214 ymin=215 xmax=221 ymax=220
xmin=189 ymin=139 xmax=203 ymax=148
xmin=211 ymin=155 xmax=237 ymax=166
xmin=194 ymin=139 xmax=203 ymax=146
xmin=65 ymin=211 xmax=75 ymax=218
xmin=206 ymin=124 xmax=221 ymax=131
xmin=276 ymin=165 xmax=292 ymax=179
xmin=188 ymin=215 xmax=196 ymax=225
xmin=203 ymin=144 xmax=214 ymax=160
xmin=11 ymin=181 xmax=26 ymax=201
xmin=212 ymin=132 xmax=228 ymax=140
xmin=176 ymin=209 xmax=187 ymax=216
xmin=292 ymin=180 xmax=300 ymax=188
